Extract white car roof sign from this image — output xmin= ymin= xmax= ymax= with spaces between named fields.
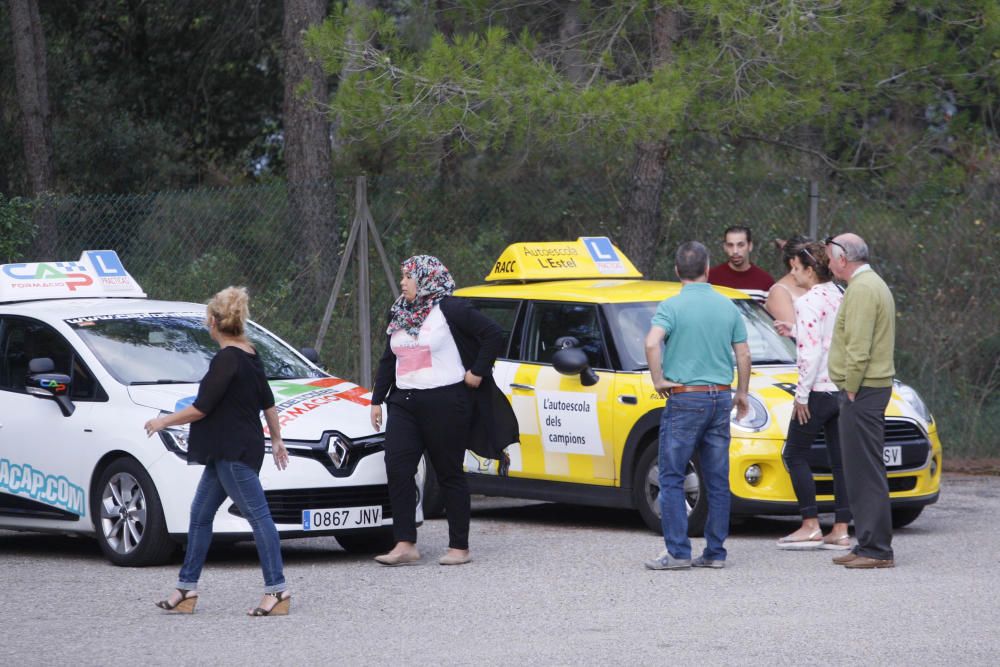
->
xmin=0 ymin=250 xmax=146 ymax=302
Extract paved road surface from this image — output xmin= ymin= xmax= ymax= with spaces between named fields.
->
xmin=2 ymin=474 xmax=997 ymax=665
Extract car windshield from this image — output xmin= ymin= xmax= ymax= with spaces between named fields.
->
xmin=605 ymin=299 xmax=796 ymax=371
xmin=67 ymin=313 xmax=324 ymax=384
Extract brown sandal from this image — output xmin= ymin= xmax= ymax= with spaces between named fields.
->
xmin=248 ymin=591 xmax=291 ymax=617
xmin=155 ymin=588 xmax=198 ymax=613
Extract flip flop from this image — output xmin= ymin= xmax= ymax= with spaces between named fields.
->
xmin=776 ymin=528 xmax=823 ymax=550
xmin=819 ymin=534 xmax=852 ymax=550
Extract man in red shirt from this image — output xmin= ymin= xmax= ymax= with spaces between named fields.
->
xmin=708 ymin=225 xmax=775 ymax=303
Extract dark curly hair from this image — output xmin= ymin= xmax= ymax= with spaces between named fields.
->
xmin=779 ymin=234 xmax=812 ymax=270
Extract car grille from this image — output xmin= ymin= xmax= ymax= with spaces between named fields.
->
xmin=803 ymin=419 xmax=929 ymax=474
xmin=228 ymin=484 xmax=392 ymax=523
xmin=816 ymin=476 xmax=917 ymax=495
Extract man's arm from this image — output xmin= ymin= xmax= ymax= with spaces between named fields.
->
xmin=732 ymin=341 xmax=751 ymax=420
xmin=841 ymin=285 xmax=878 ymax=399
xmin=645 ymin=325 xmax=678 ymax=398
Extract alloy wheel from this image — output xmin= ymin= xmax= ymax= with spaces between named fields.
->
xmin=99 ymin=472 xmax=148 ymax=555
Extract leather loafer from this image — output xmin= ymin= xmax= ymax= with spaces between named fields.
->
xmin=832 ymin=551 xmax=861 ymax=565
xmin=439 ymin=551 xmax=472 ymax=566
xmin=843 ymin=556 xmax=895 ymax=569
xmin=374 ymin=550 xmax=421 ymax=566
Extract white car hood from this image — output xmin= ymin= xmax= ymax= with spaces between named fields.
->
xmin=127 ymin=377 xmax=378 ymax=441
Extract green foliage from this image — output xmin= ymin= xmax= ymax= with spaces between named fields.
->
xmin=0 ymin=194 xmax=36 ymax=263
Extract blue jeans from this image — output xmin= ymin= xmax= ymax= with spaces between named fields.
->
xmin=177 ymin=460 xmax=286 ymax=593
xmin=658 ymin=391 xmax=732 ymax=561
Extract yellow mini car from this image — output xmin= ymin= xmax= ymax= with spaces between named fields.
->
xmin=432 ymin=237 xmax=941 ymax=534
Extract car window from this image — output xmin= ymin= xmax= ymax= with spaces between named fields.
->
xmin=0 ymin=317 xmax=102 ymax=400
xmin=66 ymin=314 xmax=324 ymax=385
xmin=464 ymin=298 xmax=521 ymax=360
xmin=604 ymin=298 xmax=796 ymax=371
xmin=524 ymin=302 xmax=608 ymax=369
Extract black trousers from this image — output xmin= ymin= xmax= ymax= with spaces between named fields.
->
xmin=839 ymin=386 xmax=894 ymax=560
xmin=384 ymin=382 xmax=473 ymax=550
xmin=782 ymin=391 xmax=852 ymax=523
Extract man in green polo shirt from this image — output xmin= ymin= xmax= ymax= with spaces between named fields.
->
xmin=643 ymin=241 xmax=750 ymax=571
xmin=826 ymin=232 xmax=897 ymax=569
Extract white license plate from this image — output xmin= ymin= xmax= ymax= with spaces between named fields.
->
xmin=883 ymin=446 xmax=902 ymax=467
xmin=302 ymin=505 xmax=382 ymax=531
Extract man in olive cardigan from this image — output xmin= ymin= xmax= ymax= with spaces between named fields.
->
xmin=826 ymin=233 xmax=896 ymax=569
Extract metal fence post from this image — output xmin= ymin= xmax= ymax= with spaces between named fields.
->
xmin=357 ymin=177 xmax=372 ymax=389
xmin=808 ymin=180 xmax=819 ymax=239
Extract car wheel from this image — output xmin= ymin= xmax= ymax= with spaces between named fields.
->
xmin=92 ymin=457 xmax=176 ymax=566
xmin=632 ymin=443 xmax=707 ymax=537
xmin=421 ymin=455 xmax=445 ymax=519
xmin=891 ymin=506 xmax=924 ymax=529
xmin=335 ymin=528 xmax=396 ymax=554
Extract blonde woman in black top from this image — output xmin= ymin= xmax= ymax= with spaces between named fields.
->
xmin=145 ymin=287 xmax=291 ymax=616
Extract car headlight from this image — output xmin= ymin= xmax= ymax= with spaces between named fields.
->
xmin=731 ymin=394 xmax=770 ymax=432
xmin=155 ymin=412 xmax=190 ymax=459
xmin=895 ymin=381 xmax=933 ymax=423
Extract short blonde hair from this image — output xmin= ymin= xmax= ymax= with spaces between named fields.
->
xmin=207 ymin=286 xmax=249 ymax=336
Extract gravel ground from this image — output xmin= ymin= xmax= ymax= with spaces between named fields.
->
xmin=1 ymin=473 xmax=997 ymax=666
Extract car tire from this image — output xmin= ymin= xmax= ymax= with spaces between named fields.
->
xmin=421 ymin=455 xmax=445 ymax=519
xmin=92 ymin=457 xmax=176 ymax=567
xmin=335 ymin=527 xmax=396 ymax=554
xmin=632 ymin=443 xmax=708 ymax=537
xmin=890 ymin=506 xmax=924 ymax=529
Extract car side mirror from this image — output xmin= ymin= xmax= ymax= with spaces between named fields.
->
xmin=551 ymin=337 xmax=599 ymax=387
xmin=26 ymin=357 xmax=75 ymax=417
xmin=299 ymin=347 xmax=320 ymax=364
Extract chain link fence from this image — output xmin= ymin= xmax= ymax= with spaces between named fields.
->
xmin=8 ymin=155 xmax=999 ymax=457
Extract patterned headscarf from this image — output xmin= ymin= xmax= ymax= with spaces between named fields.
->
xmin=387 ymin=255 xmax=456 ymax=337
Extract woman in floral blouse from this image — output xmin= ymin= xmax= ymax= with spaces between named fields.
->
xmin=772 ymin=241 xmax=853 ymax=550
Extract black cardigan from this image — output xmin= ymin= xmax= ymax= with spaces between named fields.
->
xmin=372 ymin=296 xmax=519 ymax=461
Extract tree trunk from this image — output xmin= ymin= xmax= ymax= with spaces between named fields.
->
xmin=619 ymin=5 xmax=680 ymax=275
xmin=558 ymin=1 xmax=586 ymax=86
xmin=283 ymin=0 xmax=335 ymax=288
xmin=8 ymin=0 xmax=57 ymax=257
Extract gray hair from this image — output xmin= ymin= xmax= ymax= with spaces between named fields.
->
xmin=836 ymin=236 xmax=870 ymax=262
xmin=675 ymin=241 xmax=710 ymax=280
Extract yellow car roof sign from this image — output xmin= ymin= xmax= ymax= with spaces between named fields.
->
xmin=485 ymin=237 xmax=643 ymax=282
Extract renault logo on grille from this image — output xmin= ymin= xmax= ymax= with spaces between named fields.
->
xmin=328 ymin=436 xmax=349 ymax=469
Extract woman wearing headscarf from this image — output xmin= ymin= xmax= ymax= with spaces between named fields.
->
xmin=369 ymin=255 xmax=515 ymax=566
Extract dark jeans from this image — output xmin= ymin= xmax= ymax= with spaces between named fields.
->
xmin=384 ymin=382 xmax=474 ymax=550
xmin=177 ymin=459 xmax=285 ymax=593
xmin=839 ymin=386 xmax=894 ymax=560
xmin=658 ymin=390 xmax=732 ymax=561
xmin=782 ymin=391 xmax=852 ymax=524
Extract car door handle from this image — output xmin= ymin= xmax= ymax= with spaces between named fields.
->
xmin=509 ymin=383 xmax=535 ymax=392
xmin=617 ymin=395 xmax=638 ymax=405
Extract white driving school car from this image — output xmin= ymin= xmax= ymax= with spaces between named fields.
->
xmin=0 ymin=251 xmax=414 ymax=566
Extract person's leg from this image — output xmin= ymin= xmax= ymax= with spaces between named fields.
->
xmin=419 ymin=384 xmax=474 ymax=552
xmin=216 ymin=460 xmax=286 ymax=593
xmin=818 ymin=393 xmax=852 ymax=527
xmin=780 ymin=392 xmax=826 ymax=540
xmin=658 ymin=394 xmax=706 ymax=560
xmin=839 ymin=387 xmax=893 ymax=560
xmin=175 ymin=462 xmax=228 ymax=593
xmin=382 ymin=394 xmax=425 ymax=549
xmin=699 ymin=392 xmax=733 ymax=561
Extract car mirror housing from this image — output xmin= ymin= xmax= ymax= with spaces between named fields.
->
xmin=26 ymin=359 xmax=75 ymax=417
xmin=551 ymin=337 xmax=599 ymax=387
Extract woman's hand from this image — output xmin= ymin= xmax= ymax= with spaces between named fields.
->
xmin=370 ymin=404 xmax=383 ymax=431
xmin=464 ymin=370 xmax=482 ymax=388
xmin=272 ymin=439 xmax=289 ymax=471
xmin=793 ymin=401 xmax=811 ymax=425
xmin=774 ymin=320 xmax=795 ymax=338
xmin=144 ymin=417 xmax=165 ymax=437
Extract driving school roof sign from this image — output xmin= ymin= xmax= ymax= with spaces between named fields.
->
xmin=485 ymin=237 xmax=642 ymax=282
xmin=0 ymin=250 xmax=146 ymax=302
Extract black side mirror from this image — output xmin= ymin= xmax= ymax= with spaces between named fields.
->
xmin=550 ymin=337 xmax=599 ymax=387
xmin=26 ymin=357 xmax=75 ymax=416
xmin=299 ymin=347 xmax=320 ymax=364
